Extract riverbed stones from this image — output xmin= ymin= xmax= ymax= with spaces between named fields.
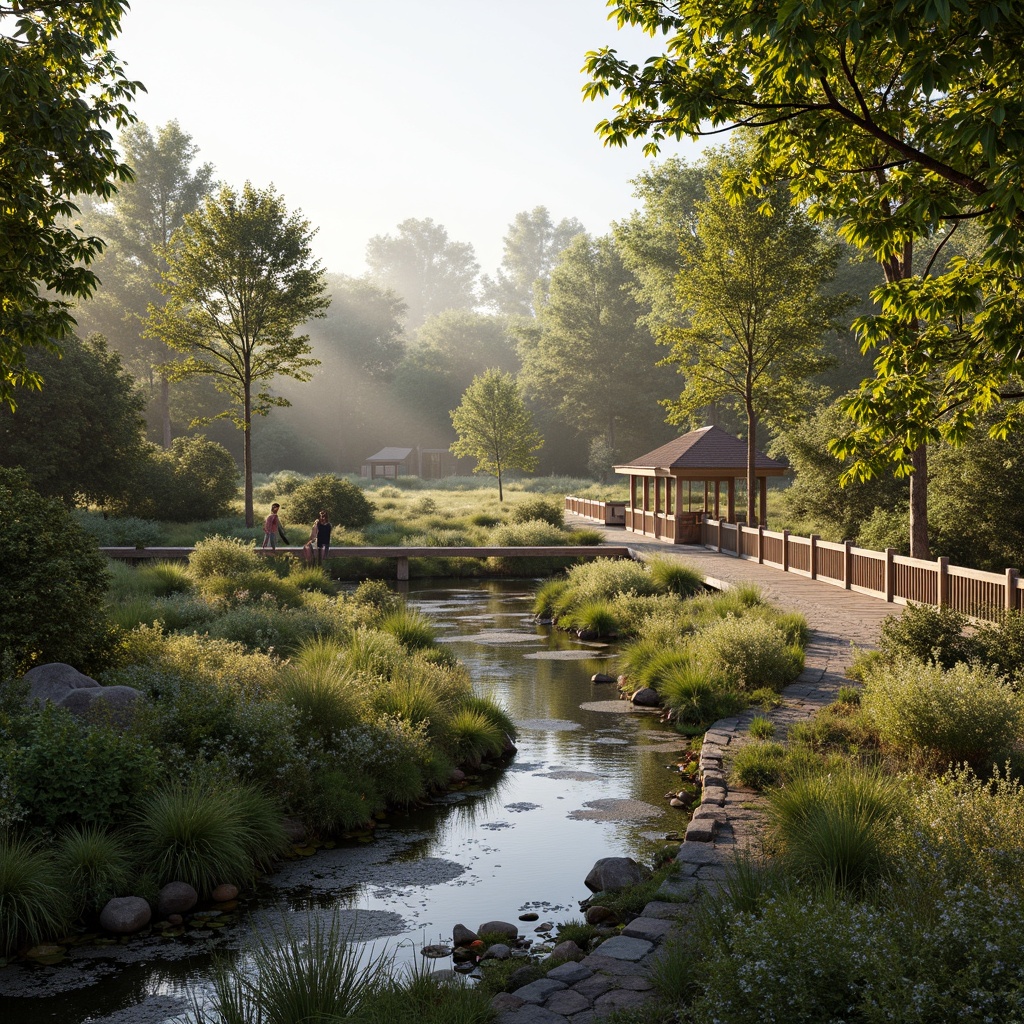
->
xmin=421 ymin=943 xmax=452 ymax=958
xmin=584 ymin=905 xmax=616 ymax=926
xmin=453 ymin=923 xmax=479 ymax=945
xmin=584 ymin=856 xmax=652 ymax=893
xmin=545 ymin=940 xmax=584 ymax=962
xmin=630 ymin=687 xmax=661 ymax=708
xmin=100 ymin=897 xmax=152 ymax=935
xmin=591 ymin=673 xmax=616 ymax=683
xmin=478 ymin=919 xmax=519 ymax=941
xmin=157 ymin=882 xmax=198 ymax=916
xmin=482 ymin=943 xmax=512 ymax=960
xmin=211 ymin=883 xmax=239 ymax=903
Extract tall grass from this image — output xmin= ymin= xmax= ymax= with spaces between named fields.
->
xmin=55 ymin=825 xmax=134 ymax=916
xmin=449 ymin=708 xmax=505 ymax=767
xmin=0 ymin=837 xmax=72 ymax=955
xmin=648 ymin=557 xmax=705 ymax=598
xmin=378 ymin=608 xmax=437 ymax=650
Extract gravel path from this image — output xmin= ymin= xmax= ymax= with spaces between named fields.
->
xmin=490 ymin=521 xmax=895 ymax=1023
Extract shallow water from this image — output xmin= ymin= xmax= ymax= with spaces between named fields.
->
xmin=0 ymin=579 xmax=692 ymax=1024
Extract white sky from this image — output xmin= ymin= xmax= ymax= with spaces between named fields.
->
xmin=115 ymin=0 xmax=703 ymax=279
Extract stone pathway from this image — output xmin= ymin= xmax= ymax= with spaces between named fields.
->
xmin=491 ymin=521 xmax=897 ymax=1023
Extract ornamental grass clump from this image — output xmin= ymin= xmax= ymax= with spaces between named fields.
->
xmin=564 ymin=600 xmax=620 ymax=637
xmin=693 ymin=615 xmax=803 ymax=691
xmin=731 ymin=741 xmax=787 ymax=789
xmin=647 ymin=556 xmax=705 ymax=598
xmin=277 ymin=662 xmax=363 ymax=743
xmin=449 ymin=707 xmax=506 ymax=767
xmin=55 ymin=825 xmax=134 ymax=917
xmin=0 ymin=836 xmax=72 ymax=955
xmin=767 ymin=766 xmax=901 ymax=890
xmin=861 ymin=659 xmax=1024 ymax=768
xmin=378 ymin=608 xmax=437 ymax=650
xmin=188 ymin=535 xmax=261 ymax=579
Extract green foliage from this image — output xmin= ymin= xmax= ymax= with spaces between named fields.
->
xmin=533 ymin=578 xmax=569 ymax=619
xmin=878 ymin=604 xmax=977 ymax=671
xmin=55 ymin=825 xmax=134 ymax=917
xmin=11 ymin=704 xmax=163 ymax=831
xmin=377 ymin=609 xmax=437 ymax=651
xmin=861 ymin=660 xmax=1024 ymax=769
xmin=694 ymin=616 xmax=803 ymax=691
xmin=731 ymin=742 xmax=787 ymax=790
xmin=489 ymin=519 xmax=573 ymax=546
xmin=553 ymin=918 xmax=599 ymax=949
xmin=508 ymin=496 xmax=564 ymax=527
xmin=285 ymin=473 xmax=375 ymax=529
xmin=135 ymin=779 xmax=286 ymax=894
xmin=975 ymin=612 xmax=1024 ymax=684
xmin=350 ymin=579 xmax=403 ymax=617
xmin=360 ymin=960 xmax=495 ymax=1024
xmin=748 ymin=716 xmax=776 ymax=740
xmin=449 ymin=708 xmax=505 ymax=767
xmin=300 ymin=769 xmax=380 ymax=833
xmin=0 ymin=0 xmax=139 ymax=407
xmin=0 ymin=837 xmax=72 ymax=956
xmin=450 ymin=369 xmax=543 ymax=500
xmin=0 ymin=468 xmax=112 ymax=672
xmin=73 ymin=509 xmax=167 ymax=548
xmin=277 ymin=662 xmax=362 ymax=743
xmin=647 ymin=557 xmax=705 ymax=598
xmin=565 ymin=601 xmax=620 ymax=637
xmin=188 ymin=535 xmax=261 ymax=579
xmin=200 ymin=570 xmax=303 ymax=609
xmin=767 ymin=766 xmax=901 ymax=890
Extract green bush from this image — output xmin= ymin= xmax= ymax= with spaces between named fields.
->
xmin=188 ymin=535 xmax=261 ymax=579
xmin=694 ymin=616 xmax=803 ymax=691
xmin=508 ymin=497 xmax=564 ymax=528
xmin=489 ymin=519 xmax=571 ymax=546
xmin=278 ymin=662 xmax=363 ymax=743
xmin=861 ymin=659 xmax=1024 ymax=768
xmin=449 ymin=707 xmax=505 ymax=767
xmin=533 ymin=578 xmax=569 ymax=619
xmin=731 ymin=741 xmax=787 ymax=789
xmin=749 ymin=715 xmax=776 ymax=739
xmin=0 ymin=468 xmax=112 ymax=672
xmin=285 ymin=474 xmax=375 ymax=529
xmin=565 ymin=600 xmax=620 ymax=637
xmin=377 ymin=608 xmax=437 ymax=650
xmin=0 ymin=836 xmax=72 ymax=956
xmin=974 ymin=611 xmax=1024 ymax=682
xmin=55 ymin=825 xmax=134 ymax=917
xmin=647 ymin=557 xmax=705 ymax=598
xmin=73 ymin=509 xmax=166 ymax=547
xmin=201 ymin=569 xmax=303 ymax=608
xmin=878 ymin=602 xmax=980 ymax=669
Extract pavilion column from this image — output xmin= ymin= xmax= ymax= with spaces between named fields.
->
xmin=759 ymin=476 xmax=767 ymax=527
xmin=727 ymin=478 xmax=735 ymax=522
xmin=714 ymin=480 xmax=721 ymax=519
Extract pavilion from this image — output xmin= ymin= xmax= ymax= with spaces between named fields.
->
xmin=614 ymin=425 xmax=786 ymax=543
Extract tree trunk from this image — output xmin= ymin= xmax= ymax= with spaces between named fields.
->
xmin=909 ymin=444 xmax=930 ymax=559
xmin=160 ymin=375 xmax=172 ymax=449
xmin=243 ymin=386 xmax=254 ymax=527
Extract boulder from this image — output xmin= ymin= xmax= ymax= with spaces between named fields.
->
xmin=157 ymin=882 xmax=198 ymax=916
xmin=585 ymin=905 xmax=617 ymax=926
xmin=630 ymin=687 xmax=661 ymax=708
xmin=477 ymin=920 xmax=518 ymax=941
xmin=24 ymin=663 xmax=99 ymax=705
xmin=481 ymin=943 xmax=512 ymax=960
xmin=591 ymin=673 xmax=617 ymax=684
xmin=448 ymin=768 xmax=467 ymax=785
xmin=585 ymin=857 xmax=652 ymax=893
xmin=100 ymin=897 xmax=152 ymax=935
xmin=60 ymin=684 xmax=140 ymax=727
xmin=453 ymin=923 xmax=479 ymax=946
xmin=212 ymin=883 xmax=239 ymax=903
xmin=545 ymin=940 xmax=584 ymax=963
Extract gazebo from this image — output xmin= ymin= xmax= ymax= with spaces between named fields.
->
xmin=614 ymin=426 xmax=786 ymax=543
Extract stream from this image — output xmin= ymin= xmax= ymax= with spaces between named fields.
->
xmin=0 ymin=578 xmax=692 ymax=1024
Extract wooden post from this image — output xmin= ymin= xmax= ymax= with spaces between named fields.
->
xmin=717 ymin=518 xmax=723 ymax=553
xmin=937 ymin=556 xmax=949 ymax=607
xmin=397 ymin=556 xmax=410 ymax=581
xmin=809 ymin=535 xmax=818 ymax=579
xmin=782 ymin=529 xmax=790 ymax=572
xmin=885 ymin=548 xmax=895 ymax=602
xmin=1008 ymin=568 xmax=1020 ymax=612
xmin=727 ymin=478 xmax=735 ymax=522
xmin=757 ymin=525 xmax=764 ymax=564
xmin=735 ymin=524 xmax=742 ymax=558
xmin=714 ymin=480 xmax=720 ymax=519
xmin=844 ymin=540 xmax=853 ymax=590
xmin=759 ymin=476 xmax=767 ymax=527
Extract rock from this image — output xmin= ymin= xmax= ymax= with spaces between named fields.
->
xmin=282 ymin=817 xmax=307 ymax=843
xmin=669 ymin=797 xmax=686 ymax=808
xmin=168 ymin=914 xmax=184 ymax=926
xmin=535 ymin=921 xmax=553 ymax=933
xmin=24 ymin=663 xmax=99 ymax=705
xmin=506 ymin=964 xmax=543 ymax=991
xmin=100 ymin=897 xmax=152 ymax=935
xmin=545 ymin=939 xmax=584 ymax=963
xmin=452 ymin=947 xmax=476 ymax=964
xmin=452 ymin=923 xmax=479 ymax=946
xmin=477 ymin=919 xmax=518 ymax=941
xmin=60 ymin=684 xmax=140 ymax=727
xmin=585 ymin=857 xmax=653 ymax=893
xmin=211 ymin=883 xmax=239 ymax=903
xmin=630 ymin=687 xmax=661 ymax=708
xmin=490 ymin=993 xmax=525 ymax=1012
xmin=585 ymin=905 xmax=617 ymax=926
xmin=591 ymin=673 xmax=617 ymax=684
xmin=519 ymin=912 xmax=539 ymax=921
xmin=575 ymin=628 xmax=599 ymax=641
xmin=421 ymin=944 xmax=452 ymax=958
xmin=449 ymin=768 xmax=467 ymax=784
xmin=481 ymin=942 xmax=511 ymax=960
xmin=157 ymin=882 xmax=198 ymax=916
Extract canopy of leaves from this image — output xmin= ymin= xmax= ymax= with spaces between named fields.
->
xmin=450 ymin=370 xmax=543 ymax=500
xmin=285 ymin=474 xmax=375 ymax=529
xmin=0 ymin=335 xmax=147 ymax=505
xmin=0 ymin=1 xmax=141 ymax=407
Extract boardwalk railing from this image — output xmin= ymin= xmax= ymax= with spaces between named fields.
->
xmin=100 ymin=545 xmax=632 ymax=581
xmin=563 ymin=496 xmax=627 ymax=526
xmin=699 ymin=518 xmax=1022 ymax=621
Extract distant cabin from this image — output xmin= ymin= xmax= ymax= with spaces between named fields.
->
xmin=360 ymin=446 xmax=458 ymax=480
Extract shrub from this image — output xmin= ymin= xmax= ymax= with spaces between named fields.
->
xmin=731 ymin=741 xmax=787 ymax=789
xmin=462 ymin=693 xmax=516 ymax=742
xmin=0 ymin=836 xmax=72 ymax=955
xmin=204 ymin=603 xmax=325 ymax=655
xmin=139 ymin=561 xmax=195 ymax=597
xmin=878 ymin=602 xmax=980 ymax=669
xmin=349 ymin=579 xmax=403 ymax=617
xmin=278 ymin=663 xmax=363 ymax=742
xmin=568 ymin=527 xmax=605 ymax=545
xmin=767 ymin=766 xmax=901 ymax=889
xmin=135 ymin=780 xmax=285 ymax=894
xmin=489 ymin=519 xmax=570 ymax=546
xmin=378 ymin=608 xmax=437 ymax=650
xmin=286 ymin=564 xmax=335 ymax=594
xmin=301 ymin=769 xmax=381 ymax=833
xmin=286 ymin=474 xmax=375 ymax=529
xmin=449 ymin=708 xmax=505 ymax=767
xmin=0 ymin=468 xmax=112 ymax=672
xmin=647 ymin=557 xmax=705 ymax=598
xmin=140 ymin=435 xmax=239 ymax=522
xmin=188 ymin=535 xmax=261 ymax=579
xmin=749 ymin=715 xmax=776 ymax=739
xmin=55 ymin=825 xmax=134 ymax=917
xmin=73 ymin=509 xmax=166 ymax=547
xmin=509 ymin=497 xmax=564 ymax=528
xmin=694 ymin=616 xmax=803 ymax=691
xmin=201 ymin=569 xmax=303 ymax=608
xmin=565 ymin=600 xmax=619 ymax=637
xmin=974 ymin=610 xmax=1024 ymax=682
xmin=861 ymin=659 xmax=1024 ymax=768
xmin=533 ymin=578 xmax=569 ymax=619
xmin=360 ymin=960 xmax=495 ymax=1024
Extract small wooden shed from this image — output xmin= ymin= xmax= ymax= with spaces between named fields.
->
xmin=360 ymin=446 xmax=458 ymax=480
xmin=614 ymin=426 xmax=786 ymax=543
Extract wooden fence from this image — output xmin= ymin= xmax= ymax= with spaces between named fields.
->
xmin=699 ymin=517 xmax=1023 ymax=621
xmin=563 ymin=496 xmax=627 ymax=526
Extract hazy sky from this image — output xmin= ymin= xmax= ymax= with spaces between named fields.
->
xmin=115 ymin=0 xmax=703 ymax=279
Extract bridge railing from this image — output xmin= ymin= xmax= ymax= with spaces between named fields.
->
xmin=564 ymin=496 xmax=627 ymax=526
xmin=700 ymin=518 xmax=1022 ymax=621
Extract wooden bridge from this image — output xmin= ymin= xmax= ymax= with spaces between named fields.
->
xmin=99 ymin=545 xmax=633 ymax=581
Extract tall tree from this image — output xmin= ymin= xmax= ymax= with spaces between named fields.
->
xmin=365 ymin=218 xmax=479 ymax=330
xmin=76 ymin=121 xmax=215 ymax=445
xmin=481 ymin=206 xmax=585 ymax=316
xmin=661 ymin=152 xmax=849 ymax=524
xmin=0 ymin=0 xmax=140 ymax=407
xmin=450 ymin=369 xmax=543 ymax=501
xmin=584 ymin=0 xmax=1024 ymax=558
xmin=146 ymin=183 xmax=330 ymax=526
xmin=517 ymin=232 xmax=675 ymax=464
